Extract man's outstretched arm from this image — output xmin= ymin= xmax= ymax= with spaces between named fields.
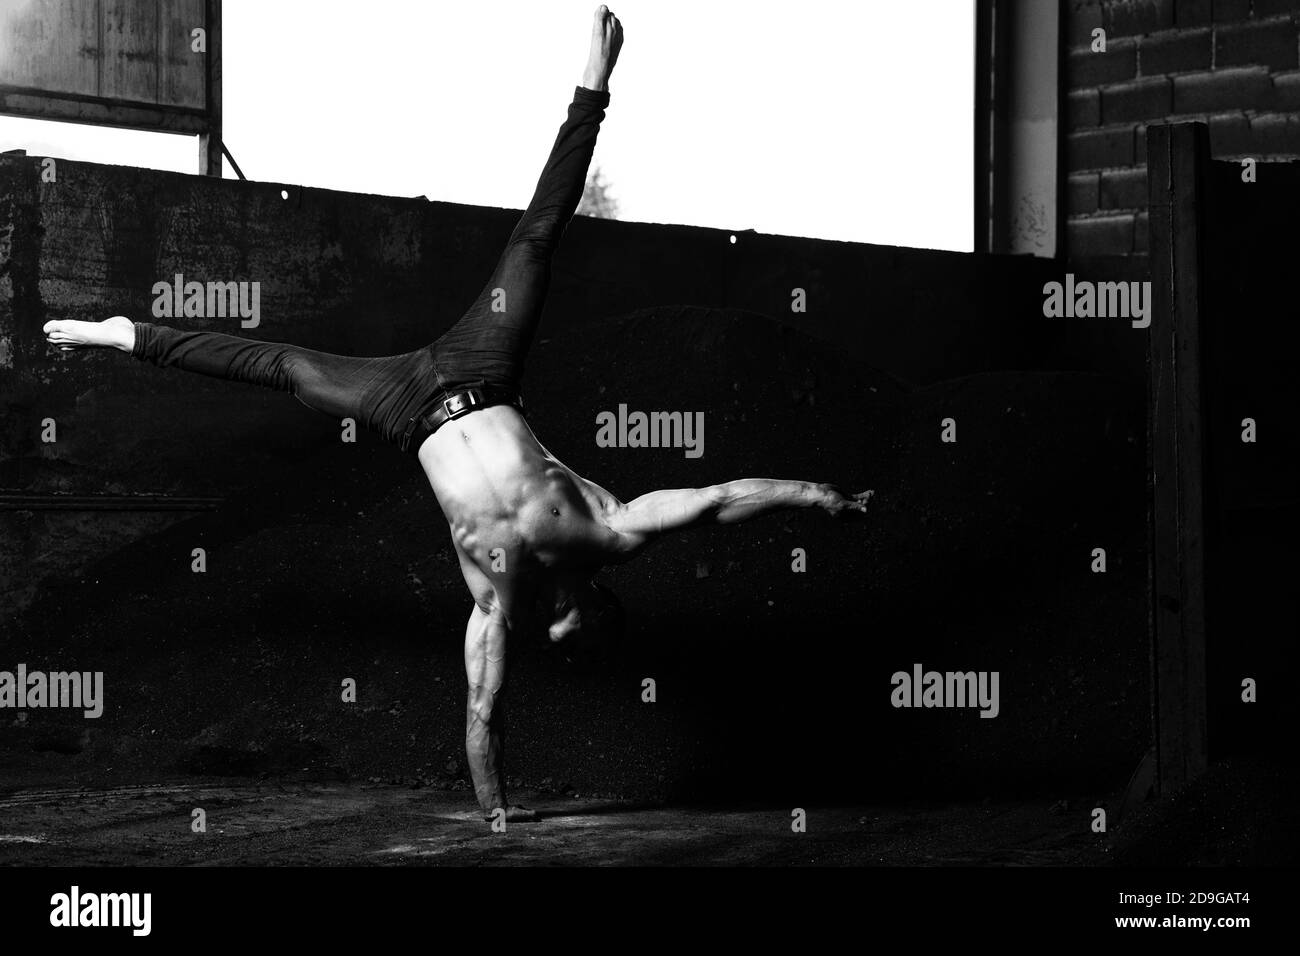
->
xmin=605 ymin=479 xmax=873 ymax=554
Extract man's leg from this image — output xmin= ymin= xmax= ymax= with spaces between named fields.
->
xmin=430 ymin=7 xmax=622 ymax=390
xmin=44 ymin=316 xmax=435 ymax=445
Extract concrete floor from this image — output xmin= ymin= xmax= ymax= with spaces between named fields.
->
xmin=0 ymin=781 xmax=1099 ymax=866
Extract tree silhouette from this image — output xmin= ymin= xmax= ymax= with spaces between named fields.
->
xmin=577 ymin=165 xmax=619 ymax=219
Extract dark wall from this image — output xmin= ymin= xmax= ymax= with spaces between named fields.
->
xmin=1200 ymin=159 xmax=1300 ymax=760
xmin=1 ymin=155 xmax=1151 ymax=802
xmin=1 ymin=154 xmax=1146 ymax=613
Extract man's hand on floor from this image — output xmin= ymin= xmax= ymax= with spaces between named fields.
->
xmin=483 ymin=805 xmax=541 ymax=823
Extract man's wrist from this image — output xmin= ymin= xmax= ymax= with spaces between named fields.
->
xmin=805 ymin=482 xmax=831 ymax=507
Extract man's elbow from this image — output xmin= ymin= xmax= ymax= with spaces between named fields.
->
xmin=700 ymin=483 xmax=733 ymax=522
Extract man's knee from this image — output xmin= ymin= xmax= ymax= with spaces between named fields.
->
xmin=508 ymin=219 xmax=562 ymax=256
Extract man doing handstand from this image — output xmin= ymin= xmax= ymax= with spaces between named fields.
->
xmin=44 ymin=6 xmax=872 ymax=821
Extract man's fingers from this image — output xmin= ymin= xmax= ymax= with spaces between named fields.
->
xmin=482 ymin=805 xmax=541 ymax=824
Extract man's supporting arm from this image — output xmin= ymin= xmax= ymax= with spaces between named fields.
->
xmin=464 ymin=602 xmax=510 ymax=816
xmin=607 ymin=479 xmax=872 ymax=552
xmin=465 ymin=599 xmax=545 ymax=823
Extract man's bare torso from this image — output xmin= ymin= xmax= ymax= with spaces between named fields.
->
xmin=416 ymin=405 xmax=626 ymax=613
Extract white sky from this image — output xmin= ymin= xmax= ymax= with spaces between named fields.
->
xmin=0 ymin=0 xmax=974 ymax=251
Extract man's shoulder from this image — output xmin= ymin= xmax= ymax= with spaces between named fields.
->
xmin=569 ymin=472 xmax=623 ymax=518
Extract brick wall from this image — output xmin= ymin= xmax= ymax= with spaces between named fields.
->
xmin=1065 ymin=0 xmax=1300 ymax=256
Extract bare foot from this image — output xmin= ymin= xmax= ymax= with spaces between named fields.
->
xmin=817 ymin=485 xmax=875 ymax=516
xmin=44 ymin=316 xmax=135 ymax=353
xmin=582 ymin=5 xmax=623 ymax=92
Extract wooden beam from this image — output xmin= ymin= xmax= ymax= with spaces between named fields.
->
xmin=973 ymin=0 xmax=1003 ymax=253
xmin=199 ymin=0 xmax=223 ymax=177
xmin=0 ymin=86 xmax=208 ymax=135
xmin=1146 ymin=121 xmax=1211 ymax=794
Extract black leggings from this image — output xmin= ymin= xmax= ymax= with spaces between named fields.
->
xmin=131 ymin=85 xmax=611 ymax=453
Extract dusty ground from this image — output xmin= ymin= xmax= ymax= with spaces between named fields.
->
xmin=0 ymin=781 xmax=1102 ymax=866
xmin=6 ymin=755 xmax=1294 ymax=866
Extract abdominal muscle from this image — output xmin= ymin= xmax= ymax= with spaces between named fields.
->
xmin=416 ymin=405 xmax=609 ymax=569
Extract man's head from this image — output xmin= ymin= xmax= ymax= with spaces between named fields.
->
xmin=547 ymin=579 xmax=624 ymax=661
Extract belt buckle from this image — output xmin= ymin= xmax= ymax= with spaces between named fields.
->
xmin=443 ymin=387 xmax=484 ymax=420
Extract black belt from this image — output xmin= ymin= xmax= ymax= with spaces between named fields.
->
xmin=400 ymin=382 xmax=525 ymax=454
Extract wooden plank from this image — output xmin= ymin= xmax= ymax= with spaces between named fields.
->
xmin=100 ymin=0 xmax=159 ymax=104
xmin=199 ymin=0 xmax=222 ymax=176
xmin=0 ymin=0 xmax=99 ymax=96
xmin=158 ymin=0 xmax=207 ymax=109
xmin=1146 ymin=121 xmax=1211 ymax=794
xmin=0 ymin=85 xmax=207 ymax=133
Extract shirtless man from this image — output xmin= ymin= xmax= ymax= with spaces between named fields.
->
xmin=44 ymin=6 xmax=872 ymax=822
